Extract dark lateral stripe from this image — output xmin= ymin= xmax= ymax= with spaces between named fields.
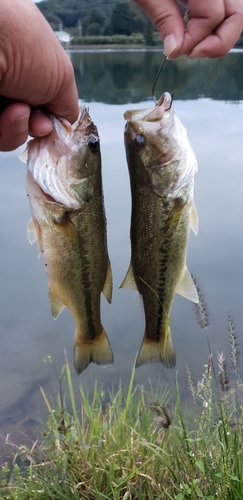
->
xmin=155 ymin=200 xmax=185 ymax=340
xmin=79 ymin=237 xmax=97 ymax=341
xmin=155 ymin=238 xmax=169 ymax=341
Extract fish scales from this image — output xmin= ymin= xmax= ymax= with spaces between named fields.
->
xmin=22 ymin=107 xmax=113 ymax=374
xmin=121 ymin=92 xmax=199 ymax=369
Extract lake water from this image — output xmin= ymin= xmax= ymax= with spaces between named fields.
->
xmin=1 ymin=49 xmax=243 ymax=460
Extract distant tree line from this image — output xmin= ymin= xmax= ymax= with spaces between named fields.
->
xmin=37 ymin=0 xmax=158 ymax=44
xmin=37 ymin=0 xmax=242 ymax=47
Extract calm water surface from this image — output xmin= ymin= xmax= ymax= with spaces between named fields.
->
xmin=1 ymin=50 xmax=243 ymax=459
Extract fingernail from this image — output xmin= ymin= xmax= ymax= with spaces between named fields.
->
xmin=15 ymin=113 xmax=30 ymax=132
xmin=188 ymin=50 xmax=199 ymax=59
xmin=163 ymin=34 xmax=177 ymax=57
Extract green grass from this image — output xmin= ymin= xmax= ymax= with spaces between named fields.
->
xmin=0 ymin=285 xmax=243 ymax=499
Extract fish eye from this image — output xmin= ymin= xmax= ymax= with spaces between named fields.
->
xmin=135 ymin=134 xmax=146 ymax=147
xmin=88 ymin=135 xmax=100 ymax=153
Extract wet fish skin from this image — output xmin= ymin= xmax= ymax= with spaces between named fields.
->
xmin=23 ymin=107 xmax=113 ymax=374
xmin=121 ymin=92 xmax=198 ymax=369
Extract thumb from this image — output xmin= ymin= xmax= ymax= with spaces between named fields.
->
xmin=133 ymin=0 xmax=185 ymax=57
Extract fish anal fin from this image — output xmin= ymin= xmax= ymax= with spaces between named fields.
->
xmin=120 ymin=262 xmax=138 ymax=291
xmin=190 ymin=202 xmax=199 ymax=235
xmin=136 ymin=325 xmax=176 ymax=369
xmin=48 ymin=288 xmax=66 ymax=319
xmin=176 ymin=266 xmax=199 ymax=303
xmin=27 ymin=218 xmax=38 ymax=245
xmin=102 ymin=258 xmax=113 ymax=304
xmin=74 ymin=327 xmax=114 ymax=374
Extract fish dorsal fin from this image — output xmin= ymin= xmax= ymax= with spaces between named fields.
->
xmin=48 ymin=288 xmax=65 ymax=319
xmin=120 ymin=262 xmax=138 ymax=291
xmin=27 ymin=218 xmax=38 ymax=245
xmin=190 ymin=202 xmax=199 ymax=235
xmin=102 ymin=258 xmax=113 ymax=304
xmin=176 ymin=266 xmax=199 ymax=303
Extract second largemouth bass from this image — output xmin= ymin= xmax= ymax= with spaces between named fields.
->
xmin=121 ymin=92 xmax=199 ymax=369
xmin=20 ymin=107 xmax=113 ymax=374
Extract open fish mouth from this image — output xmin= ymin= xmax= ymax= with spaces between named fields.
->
xmin=124 ymin=92 xmax=173 ymax=124
xmin=20 ymin=107 xmax=93 ymax=209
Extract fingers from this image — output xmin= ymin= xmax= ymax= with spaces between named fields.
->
xmin=188 ymin=13 xmax=243 ymax=58
xmin=134 ymin=0 xmax=243 ymax=59
xmin=173 ymin=0 xmax=243 ymax=58
xmin=45 ymin=58 xmax=79 ymax=125
xmin=133 ymin=0 xmax=185 ymax=57
xmin=0 ymin=103 xmax=56 ymax=151
xmin=0 ymin=103 xmax=30 ymax=151
xmin=29 ymin=110 xmax=53 ymax=137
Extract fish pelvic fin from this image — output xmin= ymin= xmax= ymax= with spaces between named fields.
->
xmin=120 ymin=262 xmax=138 ymax=291
xmin=136 ymin=324 xmax=176 ymax=369
xmin=74 ymin=326 xmax=114 ymax=374
xmin=102 ymin=258 xmax=113 ymax=303
xmin=48 ymin=288 xmax=66 ymax=319
xmin=176 ymin=266 xmax=199 ymax=303
xmin=190 ymin=202 xmax=199 ymax=236
xmin=27 ymin=218 xmax=38 ymax=245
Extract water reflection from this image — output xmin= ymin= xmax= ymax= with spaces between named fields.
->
xmin=69 ymin=49 xmax=243 ymax=103
xmin=1 ymin=51 xmax=243 ymax=461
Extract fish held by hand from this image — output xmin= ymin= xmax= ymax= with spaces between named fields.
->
xmin=121 ymin=92 xmax=199 ymax=369
xmin=20 ymin=107 xmax=113 ymax=374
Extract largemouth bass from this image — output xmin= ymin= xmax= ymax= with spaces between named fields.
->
xmin=121 ymin=92 xmax=199 ymax=369
xmin=20 ymin=107 xmax=113 ymax=374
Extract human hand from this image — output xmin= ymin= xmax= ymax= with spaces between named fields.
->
xmin=133 ymin=0 xmax=243 ymax=59
xmin=0 ymin=0 xmax=79 ymax=151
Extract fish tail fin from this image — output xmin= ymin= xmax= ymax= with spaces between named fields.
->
xmin=74 ymin=327 xmax=114 ymax=374
xmin=136 ymin=324 xmax=176 ymax=369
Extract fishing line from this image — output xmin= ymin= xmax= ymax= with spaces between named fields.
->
xmin=151 ymin=54 xmax=167 ymax=105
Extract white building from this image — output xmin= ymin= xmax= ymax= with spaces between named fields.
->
xmin=54 ymin=31 xmax=73 ymax=46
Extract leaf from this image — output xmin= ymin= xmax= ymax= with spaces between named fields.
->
xmin=195 ymin=459 xmax=205 ymax=475
xmin=175 ymin=493 xmax=185 ymax=500
xmin=195 ymin=487 xmax=203 ymax=497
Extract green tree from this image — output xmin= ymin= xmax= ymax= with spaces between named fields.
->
xmin=144 ymin=21 xmax=155 ymax=46
xmin=87 ymin=23 xmax=102 ymax=36
xmin=89 ymin=7 xmax=106 ymax=26
xmin=57 ymin=8 xmax=79 ymax=27
xmin=111 ymin=2 xmax=132 ymax=35
xmin=82 ymin=7 xmax=106 ymax=35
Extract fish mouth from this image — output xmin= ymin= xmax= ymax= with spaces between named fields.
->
xmin=124 ymin=92 xmax=173 ymax=123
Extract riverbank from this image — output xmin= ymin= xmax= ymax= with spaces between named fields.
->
xmin=67 ymin=43 xmax=243 ymax=51
xmin=68 ymin=44 xmax=162 ymax=51
xmin=1 ymin=336 xmax=243 ymax=499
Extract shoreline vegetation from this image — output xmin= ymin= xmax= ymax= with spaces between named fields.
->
xmin=1 ymin=284 xmax=243 ymax=499
xmin=66 ymin=33 xmax=243 ymax=50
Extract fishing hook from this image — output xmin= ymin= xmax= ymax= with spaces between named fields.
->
xmin=151 ymin=54 xmax=167 ymax=106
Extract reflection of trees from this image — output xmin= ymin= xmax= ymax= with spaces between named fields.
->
xmin=69 ymin=51 xmax=243 ymax=104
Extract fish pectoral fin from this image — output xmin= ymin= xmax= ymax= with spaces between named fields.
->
xmin=190 ymin=202 xmax=199 ymax=235
xmin=176 ymin=266 xmax=199 ymax=303
xmin=48 ymin=288 xmax=66 ymax=319
xmin=74 ymin=326 xmax=114 ymax=374
xmin=19 ymin=147 xmax=28 ymax=163
xmin=102 ymin=258 xmax=113 ymax=304
xmin=120 ymin=262 xmax=138 ymax=291
xmin=27 ymin=218 xmax=38 ymax=245
xmin=136 ymin=324 xmax=176 ymax=369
